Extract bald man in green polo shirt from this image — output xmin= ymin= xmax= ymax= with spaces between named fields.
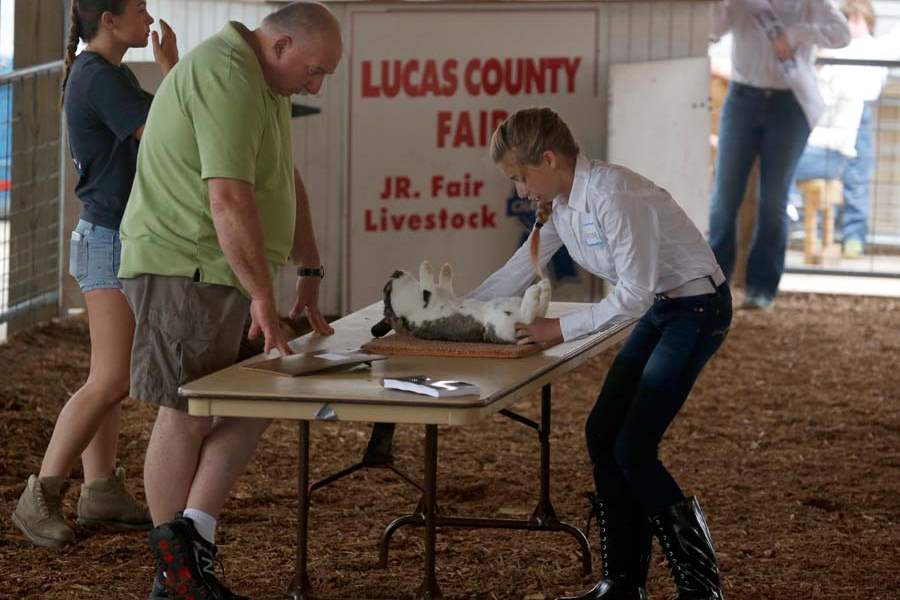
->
xmin=118 ymin=2 xmax=340 ymax=597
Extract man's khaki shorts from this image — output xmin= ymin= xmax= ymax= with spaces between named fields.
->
xmin=122 ymin=274 xmax=250 ymax=411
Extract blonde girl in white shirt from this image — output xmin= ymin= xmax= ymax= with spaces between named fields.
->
xmin=470 ymin=107 xmax=731 ymax=600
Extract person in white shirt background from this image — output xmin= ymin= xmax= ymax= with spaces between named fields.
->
xmin=469 ymin=107 xmax=731 ymax=600
xmin=793 ymin=0 xmax=899 ymax=258
xmin=709 ymin=0 xmax=850 ymax=310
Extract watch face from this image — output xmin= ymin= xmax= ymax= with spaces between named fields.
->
xmin=298 ymin=266 xmax=325 ymax=278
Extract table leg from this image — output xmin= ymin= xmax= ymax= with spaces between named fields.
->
xmin=290 ymin=420 xmax=313 ymax=600
xmin=379 ymin=384 xmax=592 ymax=578
xmin=531 ymin=384 xmax=559 ymax=526
xmin=416 ymin=424 xmax=442 ymax=600
xmin=532 ymin=384 xmax=591 ymax=576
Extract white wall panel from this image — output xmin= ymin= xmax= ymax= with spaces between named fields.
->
xmin=113 ymin=2 xmax=714 ymax=317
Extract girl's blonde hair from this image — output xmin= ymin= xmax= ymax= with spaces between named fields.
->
xmin=490 ymin=107 xmax=580 ymax=166
xmin=491 ymin=107 xmax=579 ymax=282
xmin=841 ymin=0 xmax=876 ymax=34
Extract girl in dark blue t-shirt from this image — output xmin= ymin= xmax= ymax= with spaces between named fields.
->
xmin=12 ymin=0 xmax=177 ymax=553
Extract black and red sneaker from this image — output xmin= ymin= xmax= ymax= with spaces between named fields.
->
xmin=147 ymin=568 xmax=168 ymax=600
xmin=148 ymin=515 xmax=249 ymax=600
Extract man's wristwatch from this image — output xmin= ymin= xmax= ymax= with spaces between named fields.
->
xmin=296 ymin=265 xmax=325 ymax=279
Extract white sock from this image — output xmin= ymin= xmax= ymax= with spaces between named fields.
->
xmin=182 ymin=508 xmax=217 ymax=545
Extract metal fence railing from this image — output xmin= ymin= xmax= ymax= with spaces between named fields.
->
xmin=0 ymin=60 xmax=64 ymax=340
xmin=785 ymin=56 xmax=900 ymax=278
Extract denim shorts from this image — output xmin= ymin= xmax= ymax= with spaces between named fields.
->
xmin=68 ymin=219 xmax=122 ymax=292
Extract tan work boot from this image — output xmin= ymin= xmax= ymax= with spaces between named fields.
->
xmin=77 ymin=467 xmax=152 ymax=529
xmin=11 ymin=475 xmax=75 ymax=548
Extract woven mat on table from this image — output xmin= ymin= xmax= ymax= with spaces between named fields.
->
xmin=360 ymin=333 xmax=557 ymax=359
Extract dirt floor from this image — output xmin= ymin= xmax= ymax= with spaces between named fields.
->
xmin=0 ymin=292 xmax=898 ymax=600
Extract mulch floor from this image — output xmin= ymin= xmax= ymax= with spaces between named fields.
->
xmin=0 ymin=292 xmax=897 ymax=599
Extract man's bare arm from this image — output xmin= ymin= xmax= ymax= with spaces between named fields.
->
xmin=208 ymin=177 xmax=293 ymax=354
xmin=288 ymin=169 xmax=334 ymax=335
xmin=290 ymin=169 xmax=321 ymax=267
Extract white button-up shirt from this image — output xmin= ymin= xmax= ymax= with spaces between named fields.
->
xmin=468 ymin=155 xmax=722 ymax=342
xmin=713 ymin=0 xmax=850 ymax=91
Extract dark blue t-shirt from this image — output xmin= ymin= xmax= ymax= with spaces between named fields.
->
xmin=64 ymin=51 xmax=151 ymax=230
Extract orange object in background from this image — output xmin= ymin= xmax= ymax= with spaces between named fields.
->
xmin=0 ymin=179 xmax=9 ymax=193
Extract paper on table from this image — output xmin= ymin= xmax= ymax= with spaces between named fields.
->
xmin=242 ymin=350 xmax=386 ymax=377
xmin=317 ymin=352 xmax=351 ymax=361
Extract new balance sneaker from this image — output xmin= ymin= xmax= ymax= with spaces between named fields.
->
xmin=148 ymin=514 xmax=249 ymax=600
xmin=148 ymin=569 xmax=169 ymax=600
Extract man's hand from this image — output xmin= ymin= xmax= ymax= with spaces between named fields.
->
xmin=152 ymin=19 xmax=179 ymax=75
xmin=515 ymin=317 xmax=563 ymax=345
xmin=249 ymin=296 xmax=294 ymax=356
xmin=772 ymin=32 xmax=794 ymax=61
xmin=289 ymin=276 xmax=334 ymax=336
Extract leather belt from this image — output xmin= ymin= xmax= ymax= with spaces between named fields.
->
xmin=657 ymin=267 xmax=726 ymax=300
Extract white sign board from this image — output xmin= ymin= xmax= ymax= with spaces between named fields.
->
xmin=608 ymin=57 xmax=712 ymax=232
xmin=346 ymin=9 xmax=600 ymax=310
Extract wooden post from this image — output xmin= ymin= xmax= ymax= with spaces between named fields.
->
xmin=823 ymin=180 xmax=844 ymax=263
xmin=798 ymin=179 xmax=845 ymax=265
xmin=733 ymin=163 xmax=758 ymax=288
xmin=801 ymin=180 xmax=822 ymax=265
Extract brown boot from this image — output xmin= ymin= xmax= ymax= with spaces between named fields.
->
xmin=11 ymin=475 xmax=74 ymax=548
xmin=77 ymin=467 xmax=151 ymax=529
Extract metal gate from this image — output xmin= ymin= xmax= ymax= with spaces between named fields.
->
xmin=0 ymin=59 xmax=64 ymax=341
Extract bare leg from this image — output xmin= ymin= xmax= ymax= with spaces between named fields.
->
xmin=144 ymin=407 xmax=213 ymax=525
xmin=185 ymin=417 xmax=271 ymax=518
xmin=39 ymin=289 xmax=133 ymax=480
xmin=81 ymin=405 xmax=121 ymax=482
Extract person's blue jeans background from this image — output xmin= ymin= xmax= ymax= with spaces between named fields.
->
xmin=789 ymin=145 xmax=849 ymax=223
xmin=842 ymin=102 xmax=875 ymax=245
xmin=793 ymin=145 xmax=849 ymax=184
xmin=709 ymin=83 xmax=811 ymax=302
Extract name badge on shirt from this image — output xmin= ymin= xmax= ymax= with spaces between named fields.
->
xmin=581 ymin=219 xmax=603 ymax=247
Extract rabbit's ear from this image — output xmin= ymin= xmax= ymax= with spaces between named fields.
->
xmin=438 ymin=263 xmax=454 ymax=290
xmin=419 ymin=260 xmax=435 ymax=292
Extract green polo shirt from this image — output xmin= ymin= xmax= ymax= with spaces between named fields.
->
xmin=119 ymin=21 xmax=295 ymax=292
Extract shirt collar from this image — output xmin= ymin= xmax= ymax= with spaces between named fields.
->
xmin=220 ymin=21 xmax=278 ymax=101
xmin=553 ymin=154 xmax=592 ymax=213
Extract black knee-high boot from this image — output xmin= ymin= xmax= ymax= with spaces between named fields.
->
xmin=556 ymin=493 xmax=651 ymax=600
xmin=650 ymin=497 xmax=726 ymax=600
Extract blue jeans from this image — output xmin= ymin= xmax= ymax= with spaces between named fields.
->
xmin=793 ymin=145 xmax=849 ymax=184
xmin=790 ymin=146 xmax=850 ymax=217
xmin=585 ymin=284 xmax=732 ymax=514
xmin=709 ymin=83 xmax=811 ymax=301
xmin=841 ymin=102 xmax=875 ymax=244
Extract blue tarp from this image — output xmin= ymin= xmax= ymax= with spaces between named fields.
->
xmin=0 ymin=54 xmax=10 ymax=216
